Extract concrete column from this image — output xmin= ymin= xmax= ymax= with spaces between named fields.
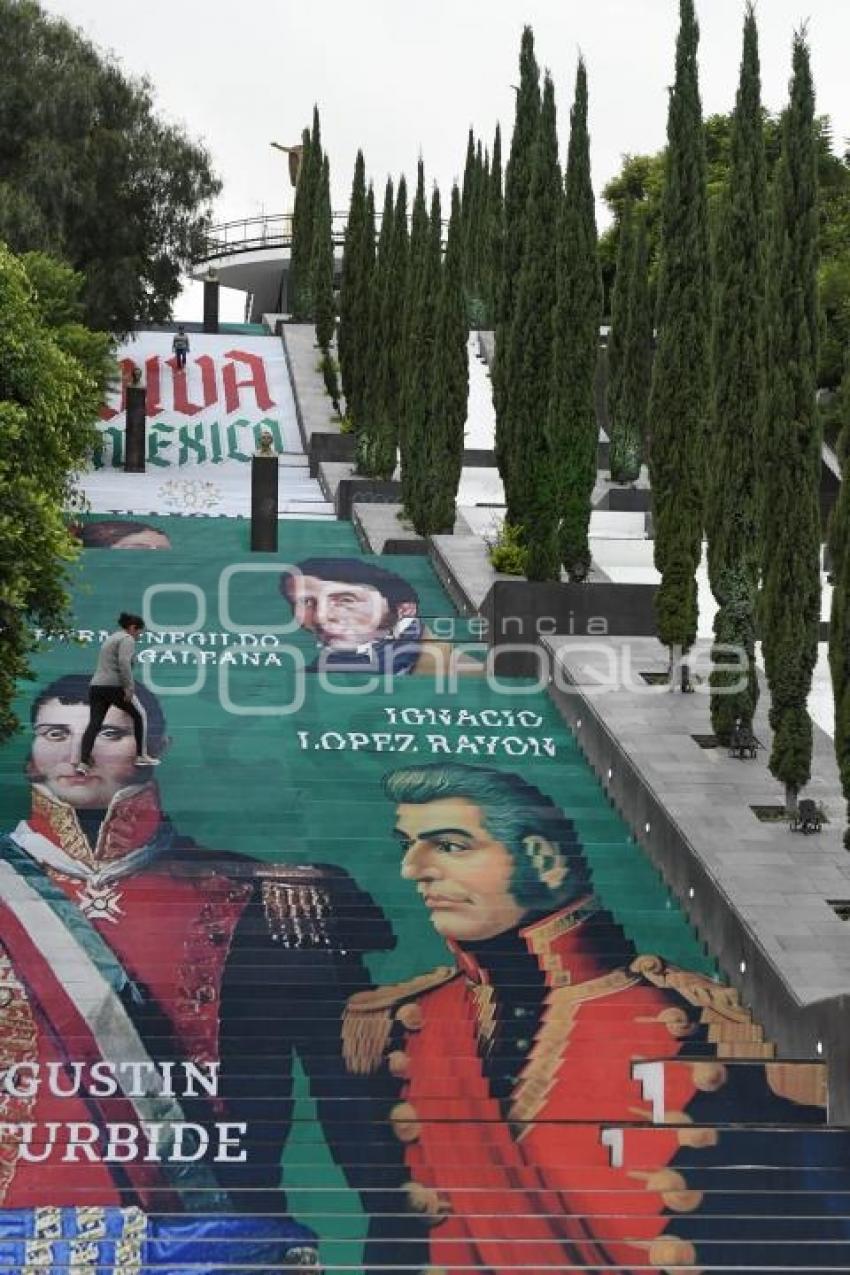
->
xmin=250 ymin=455 xmax=278 ymax=551
xmin=203 ymin=272 xmax=220 ymax=334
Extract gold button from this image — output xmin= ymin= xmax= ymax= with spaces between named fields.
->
xmin=646 ymin=1168 xmax=703 ymax=1213
xmin=659 ymin=1007 xmax=695 ymax=1039
xmin=404 ymin=1181 xmax=452 ymax=1225
xmin=648 ymin=1236 xmax=697 ymax=1268
xmin=678 ymin=1125 xmax=718 ymax=1150
xmin=691 ymin=1061 xmax=727 ymax=1091
xmin=663 ymin=1110 xmax=691 ymax=1125
xmin=388 ymin=1050 xmax=411 ymax=1078
xmin=396 ymin=1003 xmax=424 ymax=1031
xmin=389 ymin=1102 xmax=421 ymax=1143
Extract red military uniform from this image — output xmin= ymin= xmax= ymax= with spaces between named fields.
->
xmin=342 ymin=896 xmax=825 ymax=1274
xmin=1 ymin=781 xmax=383 ymax=1217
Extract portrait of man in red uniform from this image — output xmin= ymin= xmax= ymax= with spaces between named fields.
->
xmin=342 ymin=762 xmax=841 ymax=1274
xmin=0 ymin=673 xmax=392 ymax=1273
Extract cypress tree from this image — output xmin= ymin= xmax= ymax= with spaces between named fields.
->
xmin=609 ymin=200 xmax=648 ymax=485
xmin=338 ymin=150 xmax=369 ymax=424
xmin=829 ymin=380 xmax=850 ymax=848
xmin=706 ymin=4 xmax=768 ymax=742
xmin=288 ymin=126 xmax=311 ymax=319
xmin=418 ymin=184 xmax=468 ymax=535
xmin=607 ymin=200 xmax=633 ymax=473
xmin=312 ymin=154 xmax=335 ymax=352
xmin=509 ymin=73 xmax=560 ymax=575
xmin=762 ymin=30 xmax=821 ymax=812
xmin=461 ymin=129 xmax=476 ymax=258
xmin=293 ymin=107 xmax=323 ymax=320
xmin=485 ymin=124 xmax=504 ymax=327
xmin=478 ymin=146 xmax=490 ymax=319
xmin=404 ymin=187 xmax=443 ymax=531
xmin=379 ymin=176 xmax=409 ymax=473
xmin=399 ymin=161 xmax=429 ymax=514
xmin=464 ymin=139 xmax=486 ymax=319
xmin=549 ymin=57 xmax=603 ymax=582
xmin=648 ymin=0 xmax=712 ymax=680
xmin=493 ymin=28 xmax=540 ymax=520
xmin=358 ymin=177 xmax=394 ymax=475
xmin=620 ymin=210 xmax=652 ymax=463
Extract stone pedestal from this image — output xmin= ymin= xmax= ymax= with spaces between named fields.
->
xmin=124 ymin=386 xmax=146 ymax=473
xmin=250 ymin=455 xmax=278 ymax=551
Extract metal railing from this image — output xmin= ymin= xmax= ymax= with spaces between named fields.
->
xmin=195 ymin=212 xmax=349 ymax=262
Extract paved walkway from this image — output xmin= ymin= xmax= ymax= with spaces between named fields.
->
xmin=546 ymin=636 xmax=850 ymax=1000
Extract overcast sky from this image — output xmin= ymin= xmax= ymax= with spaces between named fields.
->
xmin=41 ymin=0 xmax=850 ymax=321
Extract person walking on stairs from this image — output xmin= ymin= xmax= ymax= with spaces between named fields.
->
xmin=172 ymin=324 xmax=190 ymax=370
xmin=76 ymin=611 xmax=160 ymax=774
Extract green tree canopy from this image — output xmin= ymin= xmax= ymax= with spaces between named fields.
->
xmin=312 ymin=155 xmax=335 ymax=351
xmin=338 ymin=150 xmax=371 ymax=428
xmin=399 ymin=161 xmax=429 ymax=515
xmin=829 ymin=363 xmax=850 ymax=847
xmin=493 ymin=25 xmax=540 ymax=511
xmin=403 ymin=186 xmax=443 ymax=530
xmin=291 ymin=109 xmax=323 ymax=321
xmin=418 ymin=184 xmax=467 ymax=535
xmin=358 ymin=177 xmax=395 ymax=477
xmin=601 ymin=107 xmax=850 ymax=386
xmin=549 ymin=57 xmax=603 ymax=582
xmin=608 ymin=202 xmax=651 ymax=484
xmin=511 ymin=73 xmax=561 ymax=576
xmin=0 ymin=0 xmax=220 ymax=334
xmin=706 ymin=4 xmax=767 ymax=741
xmin=762 ymin=30 xmax=821 ymax=811
xmin=0 ymin=244 xmax=112 ymax=743
xmin=648 ymin=0 xmax=712 ymax=668
xmin=485 ymin=124 xmax=504 ymax=323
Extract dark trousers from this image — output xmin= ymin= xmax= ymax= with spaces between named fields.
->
xmin=174 ymin=348 xmax=188 ymax=369
xmin=81 ymin=686 xmax=146 ymax=764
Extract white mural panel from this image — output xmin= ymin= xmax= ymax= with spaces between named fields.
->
xmin=77 ymin=332 xmax=330 ymax=517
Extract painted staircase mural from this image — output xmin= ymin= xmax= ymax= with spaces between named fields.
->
xmin=80 ymin=330 xmax=332 ymax=519
xmin=1 ymin=344 xmax=850 ymax=1268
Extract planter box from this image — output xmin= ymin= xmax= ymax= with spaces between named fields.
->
xmin=482 ymin=579 xmax=658 ymax=676
xmin=353 ymin=502 xmax=426 ymax=555
xmin=605 ymin=486 xmax=652 ymax=513
xmin=335 ymin=477 xmax=402 ymax=519
xmin=462 ymin=448 xmax=497 ymax=468
xmin=309 ymin=430 xmax=356 ymax=477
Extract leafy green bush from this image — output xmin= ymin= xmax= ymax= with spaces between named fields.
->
xmin=487 ymin=521 xmax=528 ymax=575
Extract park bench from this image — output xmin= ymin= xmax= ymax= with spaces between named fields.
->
xmin=790 ymin=798 xmax=823 ymax=834
xmin=729 ymin=720 xmax=758 ymax=760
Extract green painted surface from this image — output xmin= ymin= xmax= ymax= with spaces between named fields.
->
xmin=0 ymin=515 xmax=722 ymax=1270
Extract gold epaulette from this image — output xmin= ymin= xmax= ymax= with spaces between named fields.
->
xmin=630 ymin=954 xmax=776 ymax=1057
xmin=342 ymin=965 xmax=457 ymax=1075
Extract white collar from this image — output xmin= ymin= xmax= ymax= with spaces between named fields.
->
xmin=9 ymin=819 xmax=170 ymax=885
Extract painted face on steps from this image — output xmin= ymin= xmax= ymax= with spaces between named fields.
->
xmin=396 ymin=796 xmax=528 ymax=942
xmin=28 ymin=700 xmax=143 ymax=809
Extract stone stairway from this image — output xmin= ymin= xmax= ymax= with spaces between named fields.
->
xmin=0 ymin=516 xmax=848 ymax=1272
xmin=77 ymin=326 xmax=334 ymax=519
